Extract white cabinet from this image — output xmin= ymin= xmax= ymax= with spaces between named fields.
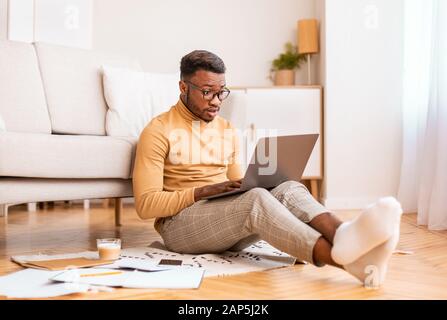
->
xmin=221 ymin=86 xmax=323 ymax=199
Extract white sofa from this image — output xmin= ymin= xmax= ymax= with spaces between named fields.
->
xmin=0 ymin=40 xmax=142 ymax=225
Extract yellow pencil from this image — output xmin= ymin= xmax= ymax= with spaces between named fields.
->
xmin=80 ymin=271 xmax=123 ymax=277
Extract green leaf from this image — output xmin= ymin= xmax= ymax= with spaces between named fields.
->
xmin=271 ymin=42 xmax=307 ymax=71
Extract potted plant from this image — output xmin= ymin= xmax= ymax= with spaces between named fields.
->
xmin=270 ymin=42 xmax=307 ymax=86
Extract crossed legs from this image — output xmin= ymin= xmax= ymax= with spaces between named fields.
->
xmin=269 ymin=181 xmax=403 ymax=285
xmin=157 ymin=180 xmax=402 ymax=286
xmin=269 ymin=181 xmax=343 ymax=267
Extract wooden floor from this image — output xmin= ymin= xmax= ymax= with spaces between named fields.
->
xmin=1 ymin=202 xmax=447 ymax=300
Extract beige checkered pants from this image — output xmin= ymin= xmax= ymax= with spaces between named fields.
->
xmin=155 ymin=180 xmax=329 ymax=265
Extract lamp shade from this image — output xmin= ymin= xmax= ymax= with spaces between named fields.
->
xmin=298 ymin=19 xmax=319 ymax=54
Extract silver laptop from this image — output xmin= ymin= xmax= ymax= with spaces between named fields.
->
xmin=203 ymin=134 xmax=319 ymax=200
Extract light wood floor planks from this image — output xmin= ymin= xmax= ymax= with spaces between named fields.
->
xmin=1 ymin=203 xmax=447 ymax=300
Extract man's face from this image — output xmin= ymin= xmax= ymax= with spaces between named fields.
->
xmin=179 ymin=70 xmax=226 ymax=122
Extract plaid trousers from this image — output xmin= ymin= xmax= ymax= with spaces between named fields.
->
xmin=155 ymin=180 xmax=329 ymax=265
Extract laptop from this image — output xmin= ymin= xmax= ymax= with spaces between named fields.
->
xmin=203 ymin=133 xmax=319 ymax=200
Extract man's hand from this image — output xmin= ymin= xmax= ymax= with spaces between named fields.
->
xmin=194 ymin=180 xmax=242 ymax=201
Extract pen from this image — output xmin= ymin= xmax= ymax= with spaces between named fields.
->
xmin=80 ymin=271 xmax=123 ymax=277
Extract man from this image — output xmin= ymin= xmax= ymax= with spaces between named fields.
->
xmin=133 ymin=50 xmax=402 ymax=286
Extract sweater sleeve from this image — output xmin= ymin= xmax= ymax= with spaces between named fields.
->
xmin=132 ymin=119 xmax=196 ymax=220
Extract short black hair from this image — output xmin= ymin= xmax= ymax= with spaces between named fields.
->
xmin=180 ymin=50 xmax=226 ymax=80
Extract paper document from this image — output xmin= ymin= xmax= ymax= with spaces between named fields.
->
xmin=0 ymin=269 xmax=90 ymax=299
xmin=50 ymin=267 xmax=204 ymax=289
xmin=97 ymin=258 xmax=171 ymax=272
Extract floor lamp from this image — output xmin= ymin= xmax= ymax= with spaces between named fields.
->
xmin=298 ymin=19 xmax=319 ymax=85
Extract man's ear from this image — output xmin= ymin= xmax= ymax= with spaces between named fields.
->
xmin=179 ymin=80 xmax=187 ymax=94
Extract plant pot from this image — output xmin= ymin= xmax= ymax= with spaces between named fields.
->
xmin=274 ymin=69 xmax=295 ymax=86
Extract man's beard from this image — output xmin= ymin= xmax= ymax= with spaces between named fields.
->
xmin=183 ymin=89 xmax=200 ymax=119
xmin=184 ymin=87 xmax=190 ymax=106
xmin=182 ymin=88 xmax=215 ymax=123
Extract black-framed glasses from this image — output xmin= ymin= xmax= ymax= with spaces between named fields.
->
xmin=185 ymin=80 xmax=231 ymax=101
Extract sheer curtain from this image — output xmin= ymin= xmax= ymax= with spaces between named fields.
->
xmin=398 ymin=0 xmax=447 ymax=230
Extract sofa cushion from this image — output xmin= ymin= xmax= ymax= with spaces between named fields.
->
xmin=0 ymin=41 xmax=51 ymax=134
xmin=34 ymin=42 xmax=141 ymax=135
xmin=0 ymin=132 xmax=137 ymax=179
xmin=102 ymin=65 xmax=179 ymax=137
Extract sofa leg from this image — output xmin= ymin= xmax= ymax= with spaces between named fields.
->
xmin=114 ymin=198 xmax=122 ymax=227
xmin=27 ymin=203 xmax=37 ymax=212
xmin=0 ymin=204 xmax=8 ymax=218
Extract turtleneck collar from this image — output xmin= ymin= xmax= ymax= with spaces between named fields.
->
xmin=174 ymin=99 xmax=215 ymax=126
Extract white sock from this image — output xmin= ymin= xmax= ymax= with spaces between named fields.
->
xmin=343 ymin=224 xmax=400 ymax=287
xmin=331 ymin=197 xmax=403 ymax=265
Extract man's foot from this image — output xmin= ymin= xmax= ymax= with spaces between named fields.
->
xmin=331 ymin=197 xmax=403 ymax=265
xmin=343 ymin=225 xmax=400 ymax=287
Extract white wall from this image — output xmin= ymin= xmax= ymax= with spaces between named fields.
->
xmin=315 ymin=0 xmax=326 ymax=86
xmin=92 ymin=0 xmax=317 ymax=87
xmin=321 ymin=0 xmax=404 ymax=209
xmin=0 ymin=0 xmax=7 ymax=40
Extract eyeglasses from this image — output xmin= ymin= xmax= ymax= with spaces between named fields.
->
xmin=184 ymin=80 xmax=231 ymax=101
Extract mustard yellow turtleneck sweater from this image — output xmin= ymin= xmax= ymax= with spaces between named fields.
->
xmin=132 ymin=99 xmax=243 ymax=221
